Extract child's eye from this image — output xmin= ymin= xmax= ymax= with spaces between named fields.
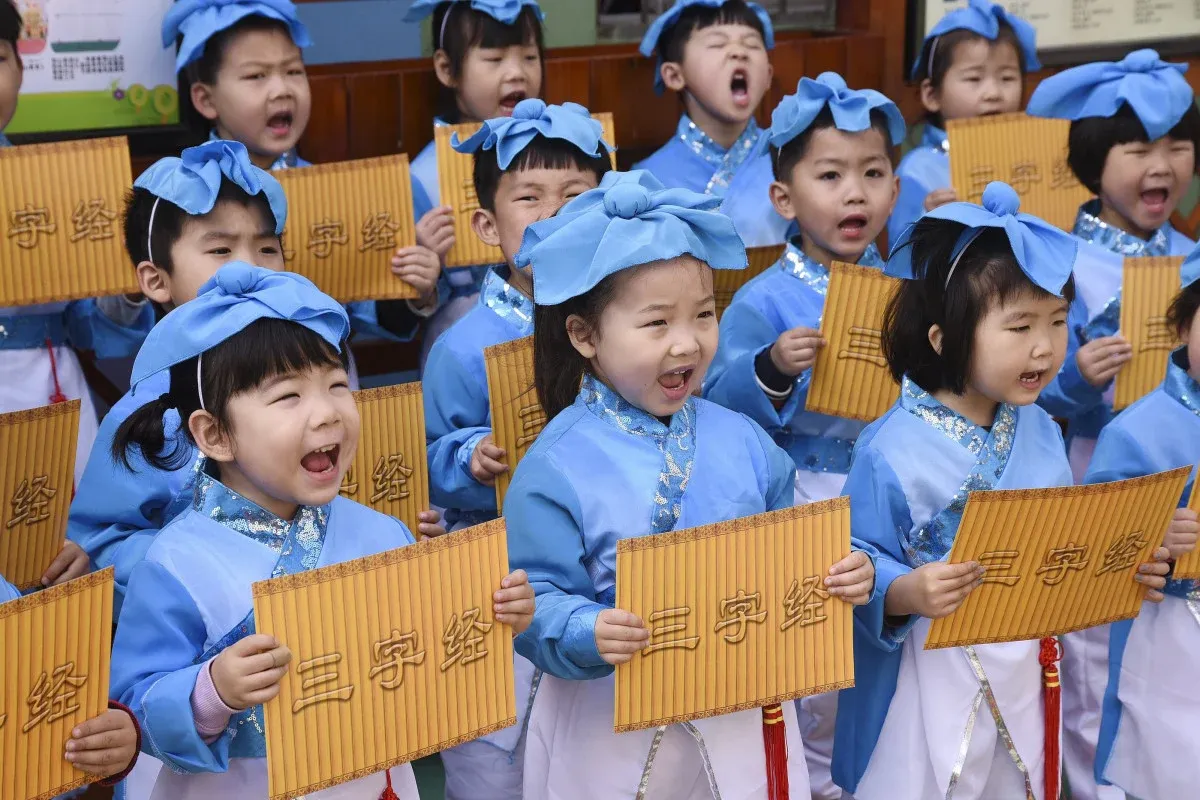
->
xmin=642 ymin=319 xmax=668 ymax=328
xmin=288 ymin=68 xmax=305 ymax=77
xmin=698 ymin=310 xmax=715 ymax=320
xmin=209 ymin=247 xmax=232 ymax=256
xmin=244 ymin=72 xmax=265 ymax=81
xmin=866 ymin=168 xmax=884 ymax=178
xmin=819 ymin=171 xmax=839 ymax=181
xmin=261 ymin=245 xmax=280 ymax=255
xmin=1053 ymin=318 xmax=1068 ymax=327
xmin=272 ymin=392 xmax=300 ymax=404
xmin=1010 ymin=325 xmax=1031 ymax=333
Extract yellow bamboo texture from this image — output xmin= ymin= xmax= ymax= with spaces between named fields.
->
xmin=1172 ymin=480 xmax=1200 ymax=580
xmin=1114 ymin=256 xmax=1184 ymax=410
xmin=484 ymin=336 xmax=542 ymax=512
xmin=714 ymin=244 xmax=786 ymax=320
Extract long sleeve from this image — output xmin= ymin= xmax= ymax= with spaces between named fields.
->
xmin=506 ymin=458 xmax=610 ymax=681
xmin=424 ymin=343 xmax=495 ymax=513
xmin=64 ymin=297 xmax=153 ymax=359
xmin=0 ymin=574 xmax=18 ymax=603
xmin=1083 ymin=425 xmax=1156 ymax=486
xmin=1037 ymin=297 xmax=1107 ymax=418
xmin=750 ymin=418 xmax=798 ymax=513
xmin=111 ymin=560 xmax=233 ymax=774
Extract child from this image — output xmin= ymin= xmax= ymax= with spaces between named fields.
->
xmin=422 ymin=98 xmax=611 ymax=799
xmin=403 ymin=0 xmax=546 ymax=361
xmin=1027 ymin=51 xmax=1198 ymax=800
xmin=108 ymin=264 xmax=534 ymax=798
xmin=0 ymin=0 xmax=151 ymax=587
xmin=634 ymin=0 xmax=781 ymax=246
xmin=504 ymin=170 xmax=878 ymax=798
xmin=702 ymin=70 xmax=902 ymax=800
xmin=888 ymin=0 xmax=1038 ymax=246
xmin=1085 ymin=249 xmax=1200 ymax=800
xmin=831 ymin=182 xmax=1170 ymax=800
xmin=163 ymin=0 xmax=441 ymax=336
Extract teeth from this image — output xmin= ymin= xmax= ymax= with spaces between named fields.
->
xmin=314 ymin=445 xmax=336 ymax=453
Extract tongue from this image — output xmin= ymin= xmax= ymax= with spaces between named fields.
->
xmin=1143 ymin=190 xmax=1168 ymax=210
xmin=660 ymin=373 xmax=686 ymax=390
xmin=302 ymin=451 xmax=333 ymax=472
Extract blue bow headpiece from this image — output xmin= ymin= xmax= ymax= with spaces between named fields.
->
xmin=639 ymin=0 xmax=774 ymax=94
xmin=162 ymin=0 xmax=312 ymax=73
xmin=914 ymin=0 xmax=1039 ymax=79
xmin=768 ymin=72 xmax=905 ymax=149
xmin=452 ymin=99 xmax=613 ymax=168
xmin=402 ymin=0 xmax=545 ymax=43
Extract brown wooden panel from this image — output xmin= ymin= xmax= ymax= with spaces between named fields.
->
xmin=300 ymin=75 xmax=350 ymax=164
xmin=543 ymin=58 xmax=592 ymax=109
xmin=801 ymin=37 xmax=849 ymax=80
xmin=844 ymin=35 xmax=886 ymax=93
xmin=589 ymin=55 xmax=677 ymax=153
xmin=760 ymin=38 xmax=807 ymax=127
xmin=399 ymin=68 xmax=442 ymax=157
xmin=347 ymin=72 xmax=404 ymax=159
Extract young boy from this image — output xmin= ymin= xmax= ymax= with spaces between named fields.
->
xmin=634 ymin=0 xmax=781 ymax=243
xmin=422 ymin=98 xmax=611 ymax=800
xmin=1027 ymin=48 xmax=1200 ymax=800
xmin=702 ymin=72 xmax=902 ymax=800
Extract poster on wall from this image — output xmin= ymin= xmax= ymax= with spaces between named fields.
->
xmin=922 ymin=1 xmax=1200 ymax=54
xmin=7 ymin=0 xmax=178 ymax=134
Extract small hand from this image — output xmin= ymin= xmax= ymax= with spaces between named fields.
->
xmin=210 ymin=634 xmax=292 ymax=711
xmin=825 ymin=550 xmax=875 ymax=606
xmin=1162 ymin=507 xmax=1199 ymax=560
xmin=594 ymin=609 xmax=650 ymax=666
xmin=415 ymin=206 xmax=456 ymax=258
xmin=924 ymin=188 xmax=959 ymax=212
xmin=886 ymin=561 xmax=985 ymax=619
xmin=495 ymin=569 xmax=535 ymax=635
xmin=416 ymin=509 xmax=447 ymax=539
xmin=470 ymin=435 xmax=508 ymax=486
xmin=64 ymin=707 xmax=139 ymax=778
xmin=1136 ymin=547 xmax=1172 ymax=603
xmin=1076 ymin=335 xmax=1132 ymax=388
xmin=769 ymin=327 xmax=825 ymax=378
xmin=43 ymin=541 xmax=90 ymax=587
xmin=390 ymin=245 xmax=441 ymax=306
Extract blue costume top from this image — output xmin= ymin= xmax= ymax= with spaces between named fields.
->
xmin=704 ymin=239 xmax=883 ymax=477
xmin=424 ymin=266 xmax=533 ymax=528
xmin=888 ymin=124 xmax=948 ymax=246
xmin=0 ymin=574 xmax=18 ymax=603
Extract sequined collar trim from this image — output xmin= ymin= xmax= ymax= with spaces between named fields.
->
xmin=778 ymin=239 xmax=883 ymax=292
xmin=481 ymin=266 xmax=534 ymax=336
xmin=675 ymin=114 xmax=763 ymax=196
xmin=580 ymin=373 xmax=695 ymax=442
xmin=0 ymin=132 xmax=10 ymax=149
xmin=1073 ymin=199 xmax=1172 ymax=257
xmin=922 ymin=124 xmax=948 ymax=154
xmin=208 ymin=130 xmax=299 ymax=172
xmin=1163 ymin=348 xmax=1200 ymax=417
xmin=899 ymin=376 xmax=1016 ymax=455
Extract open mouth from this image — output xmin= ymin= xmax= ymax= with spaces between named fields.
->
xmin=266 ymin=110 xmax=294 ymax=137
xmin=730 ymin=69 xmax=750 ymax=107
xmin=1018 ymin=370 xmax=1044 ymax=391
xmin=658 ymin=366 xmax=695 ymax=401
xmin=498 ymin=90 xmax=527 ymax=114
xmin=301 ymin=443 xmax=341 ymax=480
xmin=837 ymin=213 xmax=869 ymax=239
xmin=1141 ymin=188 xmax=1169 ymax=215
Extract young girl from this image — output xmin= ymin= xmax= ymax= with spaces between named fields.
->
xmin=402 ymin=0 xmax=545 ymax=362
xmin=831 ymin=182 xmax=1171 ymax=800
xmin=888 ymin=0 xmax=1039 ymax=245
xmin=1086 ymin=249 xmax=1200 ymax=800
xmin=108 ymin=264 xmax=534 ymax=799
xmin=503 ymin=170 xmax=877 ymax=799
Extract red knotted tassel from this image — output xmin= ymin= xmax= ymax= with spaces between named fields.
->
xmin=378 ymin=768 xmax=399 ymax=800
xmin=1039 ymin=637 xmax=1062 ymax=800
xmin=762 ymin=702 xmax=790 ymax=800
xmin=45 ymin=338 xmax=67 ymax=404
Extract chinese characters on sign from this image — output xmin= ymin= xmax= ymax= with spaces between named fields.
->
xmin=441 ymin=608 xmax=493 ymax=671
xmin=516 ymin=403 xmax=547 ymax=450
xmin=303 ymin=213 xmax=409 ymax=259
xmin=1139 ymin=317 xmax=1177 ymax=353
xmin=369 ymin=630 xmax=425 ymax=690
xmin=23 ymin=663 xmax=87 ymax=733
xmin=838 ymin=326 xmax=887 ymax=368
xmin=975 ymin=532 xmax=1151 ymax=589
xmin=7 ymin=200 xmax=121 ymax=250
xmin=371 ymin=454 xmax=413 ymax=504
xmin=7 ymin=475 xmax=57 ymax=528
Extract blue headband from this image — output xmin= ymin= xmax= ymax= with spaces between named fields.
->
xmin=768 ymin=72 xmax=905 ymax=149
xmin=135 ymin=140 xmax=288 ymax=240
xmin=914 ymin=0 xmax=1039 ymax=79
xmin=1027 ymin=49 xmax=1194 ymax=142
xmin=162 ymin=0 xmax=312 ymax=73
xmin=517 ymin=170 xmax=747 ymax=306
xmin=403 ymin=0 xmax=544 ymax=49
xmin=452 ymin=99 xmax=613 ymax=168
xmin=886 ymin=182 xmax=1077 ymax=297
xmin=131 ymin=264 xmax=349 ymax=391
xmin=639 ymin=0 xmax=775 ymax=94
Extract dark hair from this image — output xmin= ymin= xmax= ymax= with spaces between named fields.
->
xmin=1167 ymin=281 xmax=1200 ymax=337
xmin=123 ymin=179 xmax=278 ymax=274
xmin=473 ymin=135 xmax=611 ymax=212
xmin=533 ymin=273 xmax=621 ymax=419
xmin=656 ymin=0 xmax=766 ymax=65
xmin=432 ymin=3 xmax=544 ymax=123
xmin=882 ymin=221 xmax=1076 ymax=394
xmin=1066 ymin=103 xmax=1200 ymax=195
xmin=915 ymin=23 xmax=1026 ymax=129
xmin=112 ymin=318 xmax=348 ymax=472
xmin=0 ymin=0 xmax=21 ymax=49
xmin=769 ymin=107 xmax=896 ymax=182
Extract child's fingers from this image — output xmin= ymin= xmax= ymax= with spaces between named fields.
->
xmin=826 ymin=551 xmax=867 ymax=575
xmin=227 ymin=634 xmax=278 ymax=657
xmin=480 ymin=441 xmax=507 ymax=459
xmin=825 ymin=563 xmax=871 ymax=588
xmin=599 ymin=637 xmax=649 ymax=655
xmin=476 ymin=452 xmax=508 ymax=474
xmin=500 ymin=569 xmax=528 ymax=589
xmin=243 ymin=684 xmax=283 ymax=707
xmin=1144 ymin=587 xmax=1166 ymax=603
xmin=242 ymin=665 xmax=290 ymax=691
xmin=602 ymin=652 xmax=635 ymax=666
xmin=598 ymin=609 xmax=643 ymax=629
xmin=418 ymin=510 xmax=441 ymax=524
xmin=66 ymin=727 xmax=130 ymax=754
xmin=493 ymin=586 xmax=532 ymax=605
xmin=70 ymin=710 xmax=126 ymax=739
xmin=41 ymin=545 xmax=78 ymax=585
xmin=65 ymin=747 xmax=128 ymax=774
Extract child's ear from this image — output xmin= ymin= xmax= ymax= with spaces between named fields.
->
xmin=432 ymin=50 xmax=457 ymax=89
xmin=189 ymin=409 xmax=235 ymax=464
xmin=927 ymin=323 xmax=945 ymax=356
xmin=660 ymin=62 xmax=686 ymax=93
xmin=919 ymin=79 xmax=941 ymax=115
xmin=135 ymin=261 xmax=173 ymax=306
xmin=566 ymin=314 xmax=598 ymax=360
xmin=471 ymin=208 xmax=501 ymax=247
xmin=190 ymin=82 xmax=221 ymax=122
xmin=769 ymin=179 xmax=797 ymax=221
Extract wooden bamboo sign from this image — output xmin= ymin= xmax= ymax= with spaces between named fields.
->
xmin=253 ymin=521 xmax=515 ymax=800
xmin=0 ymin=568 xmax=114 ymax=800
xmin=339 ymin=384 xmax=429 ymax=537
xmin=1171 ymin=477 xmax=1200 ymax=580
xmin=806 ymin=261 xmax=900 ymax=422
xmin=714 ymin=244 xmax=786 ymax=320
xmin=484 ymin=336 xmax=543 ymax=511
xmin=0 ymin=137 xmax=136 ymax=306
xmin=925 ymin=468 xmax=1190 ymax=650
xmin=1114 ymin=256 xmax=1184 ymax=410
xmin=436 ymin=113 xmax=617 ymax=268
xmin=274 ymin=154 xmax=418 ymax=302
xmin=614 ymin=499 xmax=855 ymax=732
xmin=947 ymin=113 xmax=1091 ymax=232
xmin=0 ymin=401 xmax=79 ymax=591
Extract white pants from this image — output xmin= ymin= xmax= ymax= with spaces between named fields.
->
xmin=1061 ymin=624 xmax=1123 ymax=800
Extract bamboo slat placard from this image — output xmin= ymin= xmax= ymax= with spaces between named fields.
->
xmin=253 ymin=521 xmax=515 ymax=800
xmin=484 ymin=336 xmax=543 ymax=511
xmin=925 ymin=468 xmax=1190 ymax=650
xmin=1114 ymin=256 xmax=1184 ymax=410
xmin=0 ymin=401 xmax=79 ymax=591
xmin=0 ymin=567 xmax=113 ymax=800
xmin=806 ymin=261 xmax=899 ymax=422
xmin=339 ymin=384 xmax=429 ymax=537
xmin=714 ymin=244 xmax=786 ymax=319
xmin=614 ymin=499 xmax=854 ymax=732
xmin=436 ymin=113 xmax=617 ymax=268
xmin=947 ymin=113 xmax=1091 ymax=232
xmin=0 ymin=137 xmax=135 ymax=306
xmin=274 ymin=155 xmax=418 ymax=302
xmin=1171 ymin=478 xmax=1200 ymax=580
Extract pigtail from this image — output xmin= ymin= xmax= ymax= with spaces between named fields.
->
xmin=111 ymin=393 xmax=191 ymax=473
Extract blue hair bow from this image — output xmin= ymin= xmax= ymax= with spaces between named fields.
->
xmin=162 ymin=0 xmax=312 ymax=73
xmin=1181 ymin=240 xmax=1200 ymax=289
xmin=402 ymin=0 xmax=544 ymax=25
xmin=638 ymin=0 xmax=774 ymax=94
xmin=914 ymin=0 xmax=1039 ymax=79
xmin=768 ymin=72 xmax=905 ymax=149
xmin=452 ymin=99 xmax=613 ymax=168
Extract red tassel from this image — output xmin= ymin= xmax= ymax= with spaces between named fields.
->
xmin=45 ymin=338 xmax=67 ymax=404
xmin=378 ymin=768 xmax=399 ymax=800
xmin=761 ymin=703 xmax=790 ymax=800
xmin=1039 ymin=637 xmax=1062 ymax=800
